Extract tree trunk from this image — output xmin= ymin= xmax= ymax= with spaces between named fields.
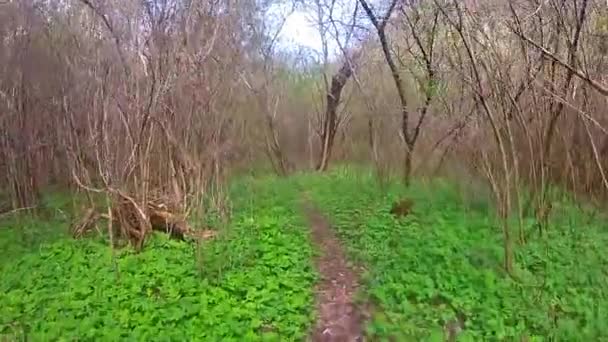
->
xmin=404 ymin=146 xmax=413 ymax=186
xmin=317 ymin=57 xmax=356 ymax=171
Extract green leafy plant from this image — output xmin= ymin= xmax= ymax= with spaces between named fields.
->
xmin=3 ymin=169 xmax=607 ymax=341
xmin=0 ymin=177 xmax=316 ymax=341
xmin=297 ymin=167 xmax=608 ymax=341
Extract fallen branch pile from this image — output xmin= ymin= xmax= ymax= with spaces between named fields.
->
xmin=71 ymin=192 xmax=216 ymax=250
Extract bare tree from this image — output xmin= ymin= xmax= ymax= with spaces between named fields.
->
xmin=435 ymin=0 xmax=517 ymax=272
xmin=308 ymin=0 xmax=362 ymax=171
xmin=358 ymin=0 xmax=437 ymax=185
xmin=317 ymin=51 xmax=360 ymax=171
xmin=0 ymin=0 xmax=258 ymax=248
xmin=239 ymin=1 xmax=297 ymax=176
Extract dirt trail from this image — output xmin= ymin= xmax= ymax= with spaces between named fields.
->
xmin=302 ymin=197 xmax=366 ymax=342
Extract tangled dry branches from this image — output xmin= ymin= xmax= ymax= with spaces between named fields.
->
xmin=71 ymin=192 xmax=216 ymax=250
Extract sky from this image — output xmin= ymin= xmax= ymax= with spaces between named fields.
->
xmin=278 ymin=10 xmax=324 ymax=52
xmin=267 ymin=0 xmax=373 ymax=65
xmin=269 ymin=2 xmax=360 ymax=61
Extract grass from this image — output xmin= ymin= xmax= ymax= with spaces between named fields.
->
xmin=297 ymin=167 xmax=608 ymax=341
xmin=0 ymin=177 xmax=316 ymax=341
xmin=2 ymin=167 xmax=608 ymax=341
xmin=0 ymin=192 xmax=76 ymax=265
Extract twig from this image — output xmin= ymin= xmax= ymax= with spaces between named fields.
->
xmin=0 ymin=206 xmax=37 ymax=219
xmin=513 ymin=30 xmax=608 ymax=97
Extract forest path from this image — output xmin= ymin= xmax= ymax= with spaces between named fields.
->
xmin=302 ymin=194 xmax=366 ymax=342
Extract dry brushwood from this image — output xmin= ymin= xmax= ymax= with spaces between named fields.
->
xmin=70 ymin=195 xmax=216 ymax=249
xmin=148 ymin=204 xmax=189 ymax=241
xmin=71 ymin=207 xmax=101 ymax=238
xmin=111 ymin=195 xmax=151 ymax=250
xmin=390 ymin=198 xmax=414 ymax=217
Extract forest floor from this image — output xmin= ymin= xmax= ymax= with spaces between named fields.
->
xmin=1 ymin=167 xmax=608 ymax=341
xmin=303 ymin=196 xmax=365 ymax=342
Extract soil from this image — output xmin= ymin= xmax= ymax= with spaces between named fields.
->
xmin=302 ymin=198 xmax=366 ymax=342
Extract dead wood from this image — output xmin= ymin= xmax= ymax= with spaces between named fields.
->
xmin=148 ymin=207 xmax=189 ymax=240
xmin=71 ymin=207 xmax=101 ymax=238
xmin=390 ymin=198 xmax=414 ymax=217
xmin=70 ymin=195 xmax=216 ymax=249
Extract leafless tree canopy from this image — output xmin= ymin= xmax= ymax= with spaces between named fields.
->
xmin=2 ymin=0 xmax=608 ymax=254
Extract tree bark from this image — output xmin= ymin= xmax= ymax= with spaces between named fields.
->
xmin=317 ymin=56 xmax=356 ymax=171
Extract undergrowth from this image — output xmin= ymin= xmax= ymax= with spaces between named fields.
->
xmin=0 ymin=192 xmax=76 ymax=265
xmin=0 ymin=177 xmax=316 ymax=341
xmin=2 ymin=168 xmax=607 ymax=341
xmin=297 ymin=167 xmax=608 ymax=341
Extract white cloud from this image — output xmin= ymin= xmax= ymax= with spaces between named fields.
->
xmin=278 ymin=11 xmax=323 ymax=53
xmin=270 ymin=1 xmax=364 ymax=62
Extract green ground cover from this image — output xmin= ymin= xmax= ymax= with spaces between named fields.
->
xmin=0 ymin=177 xmax=316 ymax=341
xmin=2 ymin=168 xmax=607 ymax=341
xmin=298 ymin=168 xmax=608 ymax=341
